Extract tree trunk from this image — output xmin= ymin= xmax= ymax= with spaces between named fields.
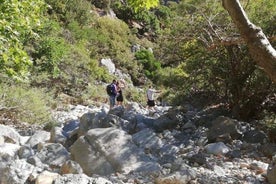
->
xmin=222 ymin=0 xmax=276 ymax=83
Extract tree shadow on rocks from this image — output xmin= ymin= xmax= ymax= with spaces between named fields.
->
xmin=151 ymin=107 xmax=187 ymax=133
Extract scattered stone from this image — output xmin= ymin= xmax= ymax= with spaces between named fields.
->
xmin=0 ymin=103 xmax=271 ymax=184
xmin=205 ymin=142 xmax=230 ymax=155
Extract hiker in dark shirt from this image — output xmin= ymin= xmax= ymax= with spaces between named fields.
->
xmin=108 ymin=80 xmax=117 ymax=109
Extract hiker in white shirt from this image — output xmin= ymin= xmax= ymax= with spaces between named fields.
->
xmin=146 ymin=85 xmax=161 ymax=110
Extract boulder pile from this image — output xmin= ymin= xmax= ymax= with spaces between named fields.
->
xmin=0 ymin=102 xmax=275 ymax=183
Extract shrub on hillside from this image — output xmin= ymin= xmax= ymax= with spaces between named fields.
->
xmin=135 ymin=49 xmax=161 ymax=80
xmin=0 ymin=84 xmax=53 ymax=125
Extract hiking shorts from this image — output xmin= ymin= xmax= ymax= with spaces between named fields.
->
xmin=147 ymin=99 xmax=155 ymax=107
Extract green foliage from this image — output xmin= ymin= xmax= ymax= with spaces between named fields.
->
xmin=112 ymin=1 xmax=165 ymax=37
xmin=154 ymin=5 xmax=175 ymax=28
xmin=155 ymin=65 xmax=188 ymax=89
xmin=92 ymin=17 xmax=136 ymax=67
xmin=135 ymin=49 xmax=161 ymax=79
xmin=124 ymin=87 xmax=145 ymax=104
xmin=45 ymin=0 xmax=93 ymax=26
xmin=127 ymin=0 xmax=159 ymax=11
xmin=67 ymin=21 xmax=99 ymax=42
xmin=0 ymin=0 xmax=46 ymax=80
xmin=88 ymin=59 xmax=112 ymax=82
xmin=0 ymin=84 xmax=53 ymax=124
xmin=245 ymin=0 xmax=276 ymax=32
xmin=1 ymin=44 xmax=32 ymax=80
xmin=259 ymin=111 xmax=276 ymax=140
xmin=0 ymin=0 xmax=274 ymax=125
xmin=91 ymin=0 xmax=111 ymax=9
xmin=155 ymin=0 xmax=275 ymax=119
xmin=95 ymin=17 xmax=132 ymax=45
xmin=80 ymin=84 xmax=107 ymax=106
xmin=33 ymin=36 xmax=69 ymax=77
xmin=64 ymin=0 xmax=93 ymax=26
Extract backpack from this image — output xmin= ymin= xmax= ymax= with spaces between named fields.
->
xmin=106 ymin=84 xmax=113 ymax=96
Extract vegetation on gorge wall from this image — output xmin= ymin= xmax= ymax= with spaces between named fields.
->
xmin=0 ymin=0 xmax=275 ymax=126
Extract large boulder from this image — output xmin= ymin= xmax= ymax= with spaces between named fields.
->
xmin=25 ymin=130 xmax=50 ymax=148
xmin=0 ymin=143 xmax=21 ymax=161
xmin=150 ymin=107 xmax=186 ymax=132
xmin=207 ymin=116 xmax=242 ymax=143
xmin=78 ymin=112 xmax=108 ymax=137
xmin=0 ymin=125 xmax=21 ymax=145
xmin=50 ymin=127 xmax=67 ymax=145
xmin=242 ymin=130 xmax=268 ymax=143
xmin=30 ymin=143 xmax=70 ymax=168
xmin=132 ymin=128 xmax=163 ymax=155
xmin=62 ymin=119 xmax=79 ymax=138
xmin=205 ymin=142 xmax=230 ymax=155
xmin=70 ymin=127 xmax=161 ymax=176
xmin=0 ymin=159 xmax=35 ymax=184
xmin=100 ymin=58 xmax=115 ymax=74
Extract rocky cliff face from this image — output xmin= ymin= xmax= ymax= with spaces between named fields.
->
xmin=0 ymin=102 xmax=275 ymax=184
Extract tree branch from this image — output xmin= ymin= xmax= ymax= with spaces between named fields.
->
xmin=222 ymin=0 xmax=276 ymax=83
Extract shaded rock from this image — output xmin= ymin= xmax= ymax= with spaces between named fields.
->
xmin=18 ymin=145 xmax=34 ymax=159
xmin=62 ymin=119 xmax=79 ymax=138
xmin=207 ymin=116 xmax=242 ymax=143
xmin=108 ymin=106 xmax=125 ymax=117
xmin=182 ymin=121 xmax=196 ymax=130
xmin=260 ymin=143 xmax=276 ymax=158
xmin=243 ymin=130 xmax=268 ymax=143
xmin=225 ymin=149 xmax=242 ymax=158
xmin=188 ymin=153 xmax=207 ymax=165
xmin=70 ymin=135 xmax=115 ymax=176
xmin=50 ymin=127 xmax=67 ymax=144
xmin=132 ymin=128 xmax=162 ymax=155
xmin=78 ymin=111 xmax=107 ymax=137
xmin=101 ymin=114 xmax=124 ymax=128
xmin=159 ymin=154 xmax=177 ymax=165
xmin=60 ymin=160 xmax=83 ymax=174
xmin=152 ymin=108 xmax=185 ymax=132
xmin=35 ymin=143 xmax=70 ymax=168
xmin=25 ymin=130 xmax=50 ymax=148
xmin=27 ymin=155 xmax=46 ymax=169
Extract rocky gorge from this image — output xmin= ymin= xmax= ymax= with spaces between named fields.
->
xmin=0 ymin=101 xmax=276 ymax=184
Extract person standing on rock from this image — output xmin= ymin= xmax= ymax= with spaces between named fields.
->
xmin=107 ymin=79 xmax=117 ymax=109
xmin=116 ymin=80 xmax=125 ymax=107
xmin=146 ymin=85 xmax=161 ymax=110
